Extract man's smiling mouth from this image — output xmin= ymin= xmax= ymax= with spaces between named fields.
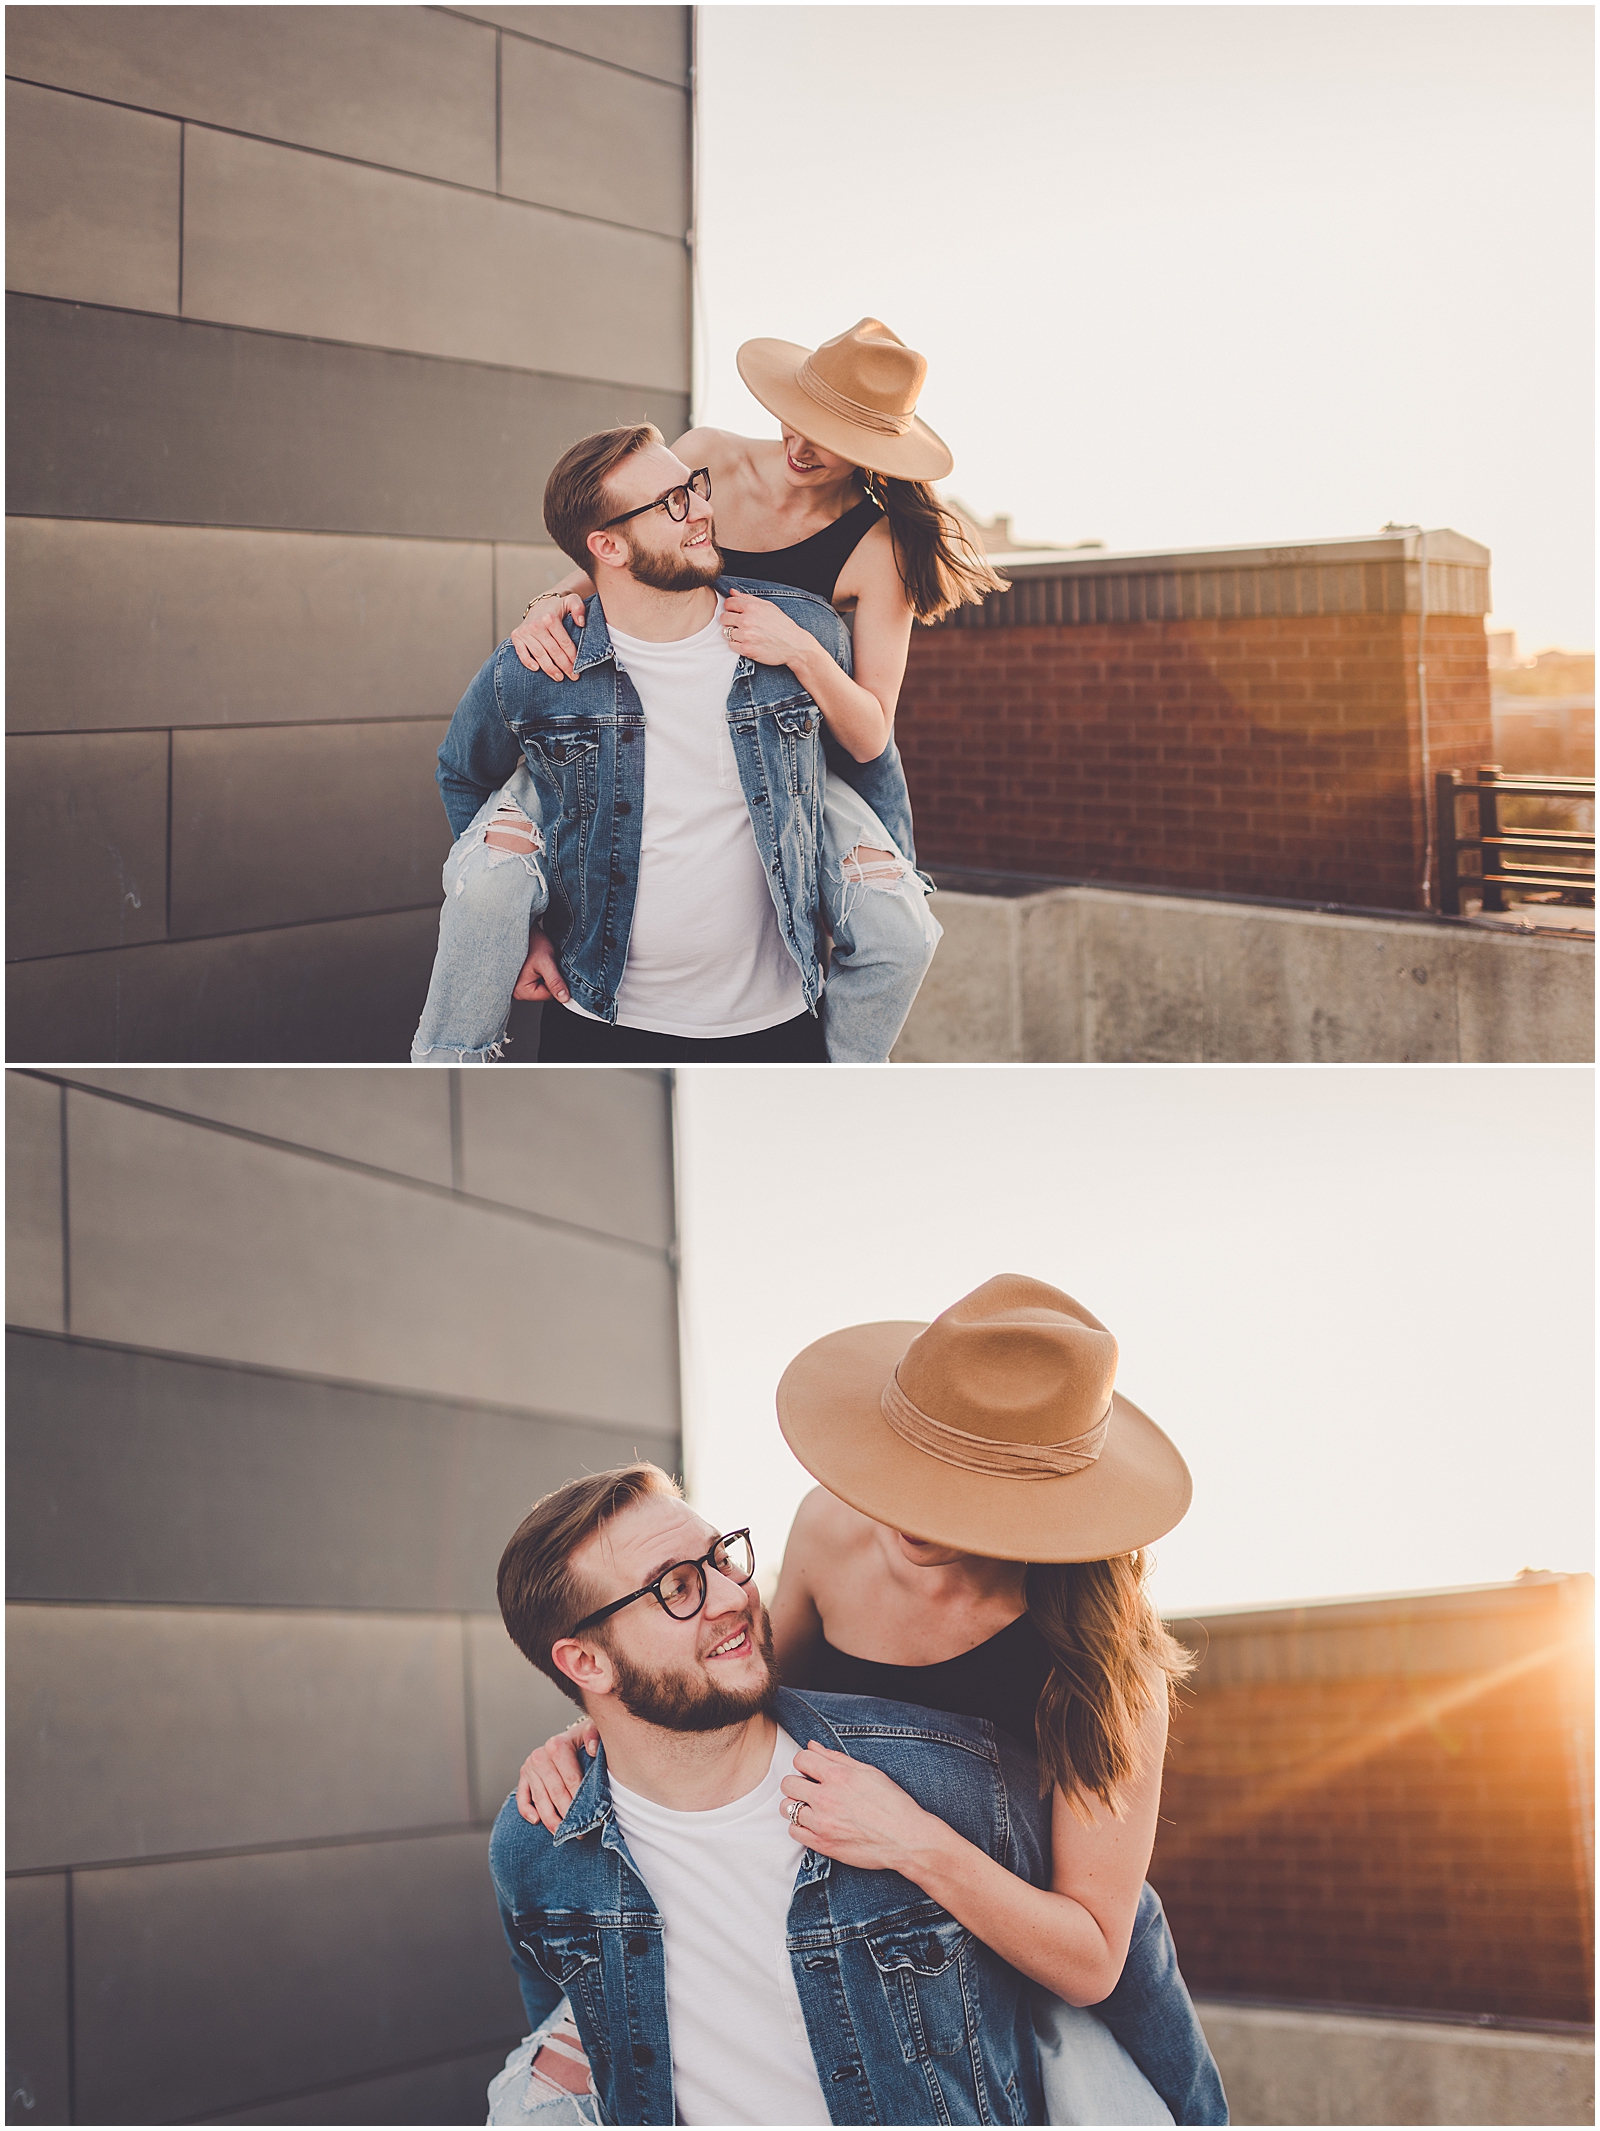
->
xmin=704 ymin=1624 xmax=751 ymax=1660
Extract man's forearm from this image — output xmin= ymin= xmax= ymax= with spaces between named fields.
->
xmin=437 ymin=761 xmax=496 ymax=839
xmin=436 ymin=650 xmax=522 ymax=835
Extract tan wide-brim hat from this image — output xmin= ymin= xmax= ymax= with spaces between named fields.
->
xmin=776 ymin=1274 xmax=1192 ymax=1562
xmin=737 ymin=317 xmax=954 ymax=482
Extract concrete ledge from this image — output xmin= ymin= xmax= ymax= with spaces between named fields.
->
xmin=1196 ymin=2000 xmax=1596 ymax=2127
xmin=894 ymin=886 xmax=1594 ymax=1062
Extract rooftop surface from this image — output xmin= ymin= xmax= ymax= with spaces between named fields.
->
xmin=988 ymin=525 xmax=1490 ymax=576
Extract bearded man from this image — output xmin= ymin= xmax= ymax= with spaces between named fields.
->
xmin=487 ymin=1463 xmax=1057 ymax=2125
xmin=412 ymin=423 xmax=929 ymax=1063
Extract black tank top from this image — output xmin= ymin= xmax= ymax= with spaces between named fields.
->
xmin=810 ymin=1611 xmax=1053 ymax=1750
xmin=718 ymin=494 xmax=884 ymax=602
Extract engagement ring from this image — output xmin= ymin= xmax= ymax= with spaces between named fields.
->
xmin=785 ymin=1798 xmax=806 ymax=1826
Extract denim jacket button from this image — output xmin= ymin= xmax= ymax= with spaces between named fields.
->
xmin=616 ymin=801 xmax=633 ymax=815
xmin=626 ymin=1934 xmax=647 ymax=1956
xmin=631 ymin=2044 xmax=655 ymax=2067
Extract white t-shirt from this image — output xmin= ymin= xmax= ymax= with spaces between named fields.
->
xmin=593 ymin=597 xmax=807 ymax=1038
xmin=606 ymin=1727 xmax=832 ymax=2127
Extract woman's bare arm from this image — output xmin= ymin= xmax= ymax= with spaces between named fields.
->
xmin=509 ymin=572 xmax=593 ymax=678
xmin=516 ymin=1715 xmax=598 ymax=1829
xmin=833 ymin=518 xmax=916 ymax=737
xmin=720 ymin=526 xmax=912 ymax=763
xmin=779 ymin=1686 xmax=1167 ymax=2006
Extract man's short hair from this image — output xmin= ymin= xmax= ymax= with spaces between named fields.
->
xmin=543 ymin=423 xmax=663 ymax=570
xmin=498 ymin=1462 xmax=681 ymax=1704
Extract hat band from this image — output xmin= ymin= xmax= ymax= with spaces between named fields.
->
xmin=881 ymin=1371 xmax=1111 ymax=1480
xmin=796 ymin=358 xmax=915 ymax=438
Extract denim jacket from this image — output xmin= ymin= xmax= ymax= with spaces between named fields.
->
xmin=489 ymin=1687 xmax=1052 ymax=2126
xmin=435 ymin=578 xmax=917 ymax=1026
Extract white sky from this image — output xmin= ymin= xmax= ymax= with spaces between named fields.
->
xmin=694 ymin=5 xmax=1595 ymax=653
xmin=674 ymin=1066 xmax=1594 ymax=1618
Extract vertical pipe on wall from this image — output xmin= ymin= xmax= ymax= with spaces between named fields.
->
xmin=688 ymin=8 xmax=699 ymax=411
xmin=176 ymin=121 xmax=186 ymax=315
xmin=59 ymin=1082 xmax=72 ymax=1335
xmin=1417 ymin=528 xmax=1435 ymax=909
xmin=667 ymin=1068 xmax=694 ymax=1507
xmin=1387 ymin=522 xmax=1436 ymax=909
xmin=65 ymin=1869 xmax=78 ymax=2125
xmin=461 ymin=1613 xmax=480 ymax=1824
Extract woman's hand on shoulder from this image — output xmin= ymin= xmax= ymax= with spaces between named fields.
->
xmin=510 ymin=592 xmax=587 ymax=679
xmin=780 ymin=1741 xmax=942 ymax=1876
xmin=515 ymin=1718 xmax=599 ymax=1831
xmin=719 ymin=589 xmax=812 ymax=668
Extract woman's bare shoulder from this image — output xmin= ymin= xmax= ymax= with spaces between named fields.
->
xmin=787 ymin=1485 xmax=880 ymax=1558
xmin=672 ymin=426 xmax=763 ymax=480
xmin=836 ymin=514 xmax=911 ymax=607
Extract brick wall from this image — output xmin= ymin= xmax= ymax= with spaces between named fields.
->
xmin=1153 ymin=1576 xmax=1594 ymax=2025
xmin=898 ymin=533 xmax=1494 ymax=911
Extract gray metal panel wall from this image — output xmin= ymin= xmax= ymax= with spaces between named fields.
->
xmin=4 ymin=1067 xmax=682 ymax=2124
xmin=5 ymin=7 xmax=693 ymax=1061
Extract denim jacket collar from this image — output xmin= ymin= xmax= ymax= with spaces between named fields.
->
xmin=552 ymin=1689 xmax=847 ymax=1868
xmin=568 ymin=595 xmax=615 ymax=676
xmin=567 ymin=580 xmax=764 ymax=681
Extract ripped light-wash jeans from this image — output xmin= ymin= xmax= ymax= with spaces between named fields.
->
xmin=410 ymin=765 xmax=941 ymax=1066
xmin=1037 ymin=1990 xmax=1176 ymax=2125
xmin=485 ymin=2002 xmax=602 ymax=2127
xmin=485 ymin=1991 xmax=1172 ymax=2127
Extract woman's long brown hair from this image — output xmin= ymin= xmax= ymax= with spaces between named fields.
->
xmin=1024 ymin=1553 xmax=1196 ymax=1823
xmin=861 ymin=473 xmax=1009 ymax=623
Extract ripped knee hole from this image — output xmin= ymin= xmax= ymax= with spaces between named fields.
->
xmin=484 ymin=800 xmax=543 ymax=855
xmin=842 ymin=843 xmax=913 ymax=890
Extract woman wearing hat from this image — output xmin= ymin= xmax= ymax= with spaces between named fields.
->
xmin=507 ymin=318 xmax=1005 ymax=1062
xmin=517 ymin=1278 xmax=1228 ymax=2125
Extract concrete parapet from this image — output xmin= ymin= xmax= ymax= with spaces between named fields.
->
xmin=894 ymin=884 xmax=1594 ymax=1062
xmin=1196 ymin=2001 xmax=1595 ymax=2127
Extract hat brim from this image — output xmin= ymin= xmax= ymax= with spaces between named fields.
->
xmin=737 ymin=338 xmax=955 ymax=482
xmin=776 ymin=1320 xmax=1193 ymax=1563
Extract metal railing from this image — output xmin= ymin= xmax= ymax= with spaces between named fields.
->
xmin=1437 ymin=765 xmax=1596 ymax=915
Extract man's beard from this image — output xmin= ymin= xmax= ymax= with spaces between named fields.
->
xmin=606 ymin=1604 xmax=781 ymax=1733
xmin=624 ymin=528 xmax=721 ymax=593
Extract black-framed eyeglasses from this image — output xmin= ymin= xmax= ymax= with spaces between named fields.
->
xmin=600 ymin=467 xmax=712 ymax=529
xmin=568 ymin=1529 xmax=755 ymax=1635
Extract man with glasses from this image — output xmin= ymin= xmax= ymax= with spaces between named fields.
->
xmin=488 ymin=1461 xmax=1056 ymax=2126
xmin=413 ymin=422 xmax=923 ymax=1064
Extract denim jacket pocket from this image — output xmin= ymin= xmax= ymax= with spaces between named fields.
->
xmin=522 ymin=728 xmax=602 ymax=811
xmin=517 ymin=1923 xmax=607 ymax=2046
xmin=769 ymin=695 xmax=821 ymax=797
xmin=865 ymin=1914 xmax=973 ymax=2061
xmin=521 ymin=733 xmax=600 ymax=926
